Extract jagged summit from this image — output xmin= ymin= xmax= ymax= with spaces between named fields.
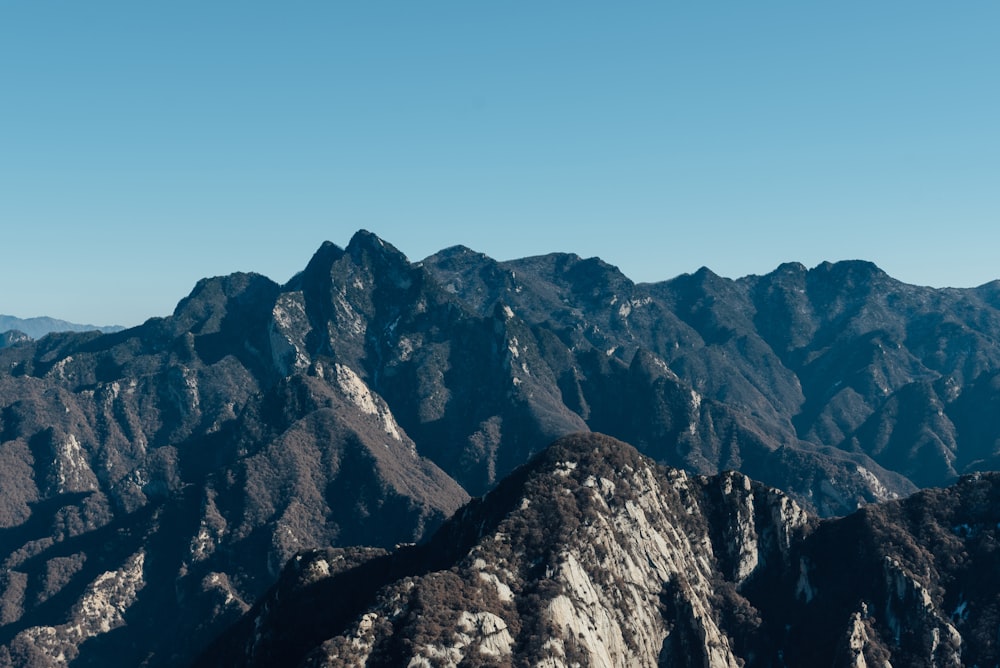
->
xmin=504 ymin=251 xmax=631 ymax=285
xmin=814 ymin=258 xmax=885 ymax=275
xmin=294 ymin=239 xmax=345 ymax=283
xmin=203 ymin=432 xmax=1000 ymax=667
xmin=772 ymin=260 xmax=809 ymax=274
xmin=655 ymin=266 xmax=738 ymax=309
xmin=692 ymin=264 xmax=723 ymax=279
xmin=657 ymin=259 xmax=889 ymax=288
xmin=290 ymin=232 xmax=409 ymax=293
xmin=516 ymin=431 xmax=648 ymax=476
xmin=345 ymin=228 xmax=407 ymax=261
xmin=422 ymin=243 xmax=483 ymax=262
xmin=4 ymin=230 xmax=1000 ymax=665
xmin=199 ymin=432 xmax=809 ymax=667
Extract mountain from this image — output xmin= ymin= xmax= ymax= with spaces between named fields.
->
xmin=0 ymin=331 xmax=31 ymax=350
xmin=420 ymin=248 xmax=1000 ymax=505
xmin=1 ymin=230 xmax=1000 ymax=664
xmin=199 ymin=432 xmax=1000 ymax=667
xmin=0 ymin=315 xmax=124 ymax=340
xmin=0 ymin=256 xmax=469 ymax=666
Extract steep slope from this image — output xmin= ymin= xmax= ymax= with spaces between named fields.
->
xmin=200 ymin=433 xmax=1000 ymax=668
xmin=2 ymin=230 xmax=1000 ymax=665
xmin=740 ymin=470 xmax=1000 ymax=667
xmin=424 ymin=248 xmax=1000 ymax=498
xmin=0 ymin=246 xmax=470 ymax=666
xmin=197 ymin=433 xmax=811 ymax=667
xmin=288 ymin=233 xmax=587 ymax=496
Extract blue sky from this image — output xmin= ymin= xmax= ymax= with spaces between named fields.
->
xmin=2 ymin=2 xmax=998 ymax=326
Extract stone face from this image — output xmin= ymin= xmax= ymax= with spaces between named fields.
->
xmin=7 ymin=550 xmax=146 ymax=666
xmin=201 ymin=435 xmax=1000 ymax=668
xmin=199 ymin=435 xmax=802 ymax=667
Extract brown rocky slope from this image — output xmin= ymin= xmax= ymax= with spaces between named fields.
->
xmin=200 ymin=433 xmax=1000 ymax=667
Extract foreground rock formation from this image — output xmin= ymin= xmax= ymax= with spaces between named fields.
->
xmin=201 ymin=433 xmax=1000 ymax=667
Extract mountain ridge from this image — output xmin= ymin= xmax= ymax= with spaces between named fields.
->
xmin=1 ymin=230 xmax=999 ymax=664
xmin=0 ymin=315 xmax=124 ymax=341
xmin=201 ymin=432 xmax=1000 ymax=667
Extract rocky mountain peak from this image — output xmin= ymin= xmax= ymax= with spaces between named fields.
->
xmin=422 ymin=244 xmax=483 ymax=264
xmin=345 ymin=229 xmax=409 ymax=267
xmin=4 ymin=231 xmax=1000 ymax=665
xmin=198 ymin=434 xmax=810 ymax=667
xmin=507 ymin=252 xmax=631 ymax=288
xmin=810 ymin=259 xmax=891 ymax=291
xmin=675 ymin=265 xmax=727 ymax=289
xmin=201 ymin=434 xmax=1000 ymax=667
xmin=295 ymin=240 xmax=346 ymax=286
xmin=773 ymin=261 xmax=809 ymax=275
xmin=525 ymin=430 xmax=647 ymax=478
xmin=815 ymin=258 xmax=883 ymax=274
xmin=171 ymin=271 xmax=279 ymax=334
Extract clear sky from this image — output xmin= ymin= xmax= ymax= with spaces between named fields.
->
xmin=2 ymin=2 xmax=998 ymax=327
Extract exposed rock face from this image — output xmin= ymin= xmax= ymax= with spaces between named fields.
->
xmin=2 ymin=230 xmax=1000 ymax=665
xmin=7 ymin=550 xmax=146 ymax=666
xmin=0 ymin=331 xmax=31 ymax=349
xmin=0 ymin=247 xmax=470 ymax=665
xmin=199 ymin=434 xmax=807 ymax=667
xmin=200 ymin=434 xmax=1000 ymax=668
xmin=422 ymin=250 xmax=1000 ymax=503
xmin=754 ymin=471 xmax=1000 ymax=668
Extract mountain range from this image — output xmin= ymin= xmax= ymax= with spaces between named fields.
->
xmin=1 ymin=230 xmax=999 ymax=665
xmin=0 ymin=316 xmax=124 ymax=342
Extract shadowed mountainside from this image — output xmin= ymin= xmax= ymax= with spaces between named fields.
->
xmin=1 ymin=230 xmax=1000 ymax=664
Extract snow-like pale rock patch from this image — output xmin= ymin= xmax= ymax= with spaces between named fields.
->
xmin=55 ymin=434 xmax=98 ymax=494
xmin=553 ymin=461 xmax=577 ymax=477
xmin=856 ymin=465 xmax=898 ymax=502
xmin=844 ymin=611 xmax=875 ymax=668
xmin=477 ymin=571 xmax=514 ymax=603
xmin=16 ymin=551 xmax=146 ymax=663
xmin=270 ymin=292 xmax=311 ymax=375
xmin=457 ymin=611 xmax=514 ymax=657
xmin=334 ymin=363 xmax=403 ymax=441
xmin=546 ymin=553 xmax=630 ymax=666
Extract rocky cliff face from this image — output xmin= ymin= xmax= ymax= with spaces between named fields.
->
xmin=741 ymin=468 xmax=1000 ymax=667
xmin=198 ymin=433 xmax=812 ymax=667
xmin=2 ymin=230 xmax=1000 ymax=665
xmin=202 ymin=433 xmax=1000 ymax=667
xmin=0 ymin=246 xmax=470 ymax=666
xmin=423 ymin=249 xmax=1000 ymax=502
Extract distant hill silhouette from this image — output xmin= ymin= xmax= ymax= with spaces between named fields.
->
xmin=0 ymin=314 xmax=123 ymax=339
